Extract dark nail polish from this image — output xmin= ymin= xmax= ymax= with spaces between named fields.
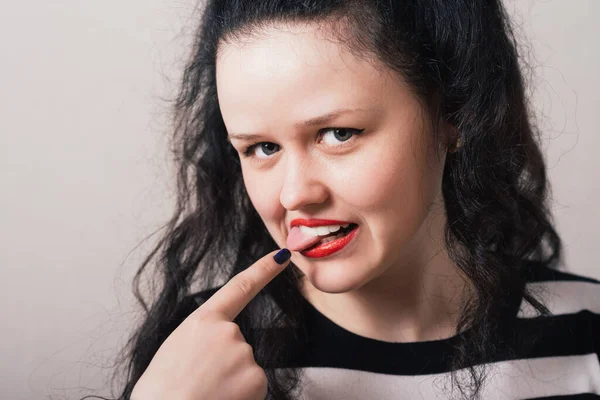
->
xmin=273 ymin=248 xmax=291 ymax=264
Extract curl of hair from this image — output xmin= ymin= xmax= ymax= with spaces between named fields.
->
xmin=83 ymin=1 xmax=562 ymax=399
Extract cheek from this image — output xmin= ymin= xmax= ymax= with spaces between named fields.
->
xmin=345 ymin=133 xmax=438 ymax=243
xmin=339 ymin=138 xmax=416 ymax=211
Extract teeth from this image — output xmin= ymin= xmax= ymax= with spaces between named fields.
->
xmin=316 ymin=226 xmax=330 ymax=235
xmin=299 ymin=224 xmax=351 ymax=237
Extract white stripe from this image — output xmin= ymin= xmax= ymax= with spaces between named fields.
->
xmin=282 ymin=354 xmax=600 ymax=399
xmin=518 ymin=280 xmax=600 ymax=318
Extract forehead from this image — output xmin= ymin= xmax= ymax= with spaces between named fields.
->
xmin=215 ymin=24 xmax=393 ymax=133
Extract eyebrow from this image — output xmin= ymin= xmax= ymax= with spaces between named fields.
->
xmin=226 ymin=107 xmax=369 ymax=142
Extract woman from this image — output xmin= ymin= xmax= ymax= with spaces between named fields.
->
xmin=87 ymin=1 xmax=600 ymax=399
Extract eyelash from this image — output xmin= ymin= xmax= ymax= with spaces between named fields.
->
xmin=241 ymin=127 xmax=365 ymax=160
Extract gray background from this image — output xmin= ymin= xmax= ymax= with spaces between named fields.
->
xmin=1 ymin=1 xmax=598 ymax=399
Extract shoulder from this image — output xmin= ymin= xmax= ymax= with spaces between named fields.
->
xmin=519 ymin=260 xmax=600 ymax=318
xmin=513 ymin=262 xmax=600 ymax=369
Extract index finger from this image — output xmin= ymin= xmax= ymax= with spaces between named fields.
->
xmin=198 ymin=248 xmax=292 ymax=321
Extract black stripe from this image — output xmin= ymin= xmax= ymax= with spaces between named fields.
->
xmin=522 ymin=261 xmax=600 ymax=284
xmin=524 ymin=393 xmax=600 ymax=399
xmin=280 ymin=301 xmax=599 ymax=375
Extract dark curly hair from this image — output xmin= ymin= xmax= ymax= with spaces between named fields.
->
xmin=83 ymin=0 xmax=563 ymax=399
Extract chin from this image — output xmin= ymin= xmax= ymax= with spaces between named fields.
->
xmin=298 ymin=260 xmax=373 ymax=295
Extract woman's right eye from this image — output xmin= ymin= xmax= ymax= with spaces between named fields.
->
xmin=242 ymin=142 xmax=280 ymax=160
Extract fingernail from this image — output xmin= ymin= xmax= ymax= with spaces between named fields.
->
xmin=273 ymin=248 xmax=291 ymax=264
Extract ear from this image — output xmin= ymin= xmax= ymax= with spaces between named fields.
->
xmin=427 ymin=91 xmax=460 ymax=153
xmin=447 ymin=124 xmax=461 ymax=152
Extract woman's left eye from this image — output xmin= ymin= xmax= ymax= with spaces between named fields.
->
xmin=241 ymin=127 xmax=365 ymax=160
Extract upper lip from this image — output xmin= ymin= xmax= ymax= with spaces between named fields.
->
xmin=290 ymin=218 xmax=355 ymax=228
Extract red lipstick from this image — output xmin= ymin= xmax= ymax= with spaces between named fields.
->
xmin=290 ymin=218 xmax=354 ymax=228
xmin=301 ymin=224 xmax=359 ymax=258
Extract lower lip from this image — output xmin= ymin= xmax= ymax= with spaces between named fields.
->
xmin=300 ymin=225 xmax=359 ymax=258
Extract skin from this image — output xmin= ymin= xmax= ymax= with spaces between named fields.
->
xmin=216 ymin=23 xmax=472 ymax=343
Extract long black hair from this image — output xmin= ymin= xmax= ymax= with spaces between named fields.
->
xmin=84 ymin=1 xmax=563 ymax=399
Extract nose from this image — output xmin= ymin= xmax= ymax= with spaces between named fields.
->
xmin=279 ymin=154 xmax=329 ymax=211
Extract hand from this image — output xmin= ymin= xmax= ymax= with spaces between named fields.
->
xmin=130 ymin=249 xmax=292 ymax=400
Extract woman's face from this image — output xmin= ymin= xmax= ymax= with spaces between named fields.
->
xmin=216 ymin=24 xmax=449 ymax=295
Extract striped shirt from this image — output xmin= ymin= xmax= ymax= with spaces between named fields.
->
xmin=185 ymin=263 xmax=600 ymax=399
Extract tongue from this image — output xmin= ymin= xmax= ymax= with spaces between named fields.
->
xmin=286 ymin=226 xmax=324 ymax=252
